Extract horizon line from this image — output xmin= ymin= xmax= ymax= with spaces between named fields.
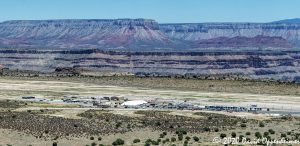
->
xmin=0 ymin=18 xmax=299 ymax=24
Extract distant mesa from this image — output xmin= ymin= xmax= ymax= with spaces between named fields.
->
xmin=1 ymin=18 xmax=300 ymax=50
xmin=271 ymin=18 xmax=300 ymax=24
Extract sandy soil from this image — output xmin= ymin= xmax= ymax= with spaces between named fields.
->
xmin=1 ymin=78 xmax=300 ymax=112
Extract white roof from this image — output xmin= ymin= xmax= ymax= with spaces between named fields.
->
xmin=121 ymin=100 xmax=147 ymax=106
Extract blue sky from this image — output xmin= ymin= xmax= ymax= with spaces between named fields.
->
xmin=0 ymin=0 xmax=300 ymax=23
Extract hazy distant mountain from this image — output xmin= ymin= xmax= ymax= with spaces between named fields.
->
xmin=1 ymin=19 xmax=300 ymax=50
xmin=271 ymin=18 xmax=300 ymax=24
xmin=0 ymin=19 xmax=177 ymax=50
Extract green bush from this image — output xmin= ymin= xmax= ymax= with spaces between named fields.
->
xmin=112 ymin=138 xmax=125 ymax=145
xmin=269 ymin=129 xmax=275 ymax=134
xmin=264 ymin=132 xmax=269 ymax=137
xmin=178 ymin=134 xmax=183 ymax=141
xmin=231 ymin=132 xmax=237 ymax=138
xmin=151 ymin=140 xmax=159 ymax=145
xmin=184 ymin=140 xmax=188 ymax=144
xmin=193 ymin=136 xmax=200 ymax=141
xmin=171 ymin=137 xmax=176 ymax=142
xmin=239 ymin=135 xmax=244 ymax=142
xmin=281 ymin=133 xmax=287 ymax=138
xmin=203 ymin=127 xmax=211 ymax=132
xmin=133 ymin=139 xmax=140 ymax=143
xmin=220 ymin=133 xmax=227 ymax=139
xmin=159 ymin=133 xmax=165 ymax=138
xmin=255 ymin=132 xmax=262 ymax=138
xmin=259 ymin=122 xmax=265 ymax=127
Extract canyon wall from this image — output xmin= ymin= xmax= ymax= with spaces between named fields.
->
xmin=1 ymin=19 xmax=300 ymax=81
xmin=0 ymin=49 xmax=300 ymax=82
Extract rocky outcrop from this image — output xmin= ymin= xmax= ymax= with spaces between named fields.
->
xmin=1 ymin=49 xmax=300 ymax=82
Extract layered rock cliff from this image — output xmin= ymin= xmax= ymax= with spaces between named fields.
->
xmin=0 ymin=19 xmax=173 ymax=50
xmin=160 ymin=23 xmax=300 ymax=48
xmin=0 ymin=49 xmax=300 ymax=82
xmin=1 ymin=19 xmax=300 ymax=82
xmin=1 ymin=19 xmax=300 ymax=49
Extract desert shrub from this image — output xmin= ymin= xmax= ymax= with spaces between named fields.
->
xmin=52 ymin=142 xmax=58 ymax=146
xmin=155 ymin=121 xmax=161 ymax=126
xmin=203 ymin=127 xmax=211 ymax=132
xmin=193 ymin=136 xmax=200 ymax=141
xmin=259 ymin=122 xmax=265 ymax=127
xmin=281 ymin=133 xmax=287 ymax=138
xmin=269 ymin=129 xmax=275 ymax=134
xmin=264 ymin=132 xmax=269 ymax=137
xmin=246 ymin=132 xmax=251 ymax=135
xmin=255 ymin=132 xmax=262 ymax=138
xmin=214 ymin=128 xmax=219 ymax=132
xmin=115 ymin=122 xmax=122 ymax=128
xmin=98 ymin=137 xmax=102 ymax=141
xmin=145 ymin=139 xmax=152 ymax=144
xmin=90 ymin=137 xmax=94 ymax=140
xmin=171 ymin=137 xmax=176 ymax=142
xmin=231 ymin=132 xmax=237 ymax=138
xmin=176 ymin=130 xmax=187 ymax=135
xmin=133 ymin=139 xmax=141 ymax=143
xmin=241 ymin=123 xmax=247 ymax=128
xmin=185 ymin=136 xmax=191 ymax=141
xmin=178 ymin=134 xmax=183 ymax=141
xmin=220 ymin=133 xmax=227 ymax=139
xmin=151 ymin=141 xmax=159 ymax=145
xmin=159 ymin=133 xmax=165 ymax=138
xmin=239 ymin=135 xmax=244 ymax=142
xmin=112 ymin=138 xmax=125 ymax=145
xmin=91 ymin=142 xmax=97 ymax=146
xmin=184 ymin=140 xmax=188 ymax=144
